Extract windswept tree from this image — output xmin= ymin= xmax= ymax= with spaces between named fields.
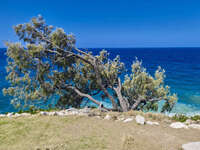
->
xmin=3 ymin=15 xmax=177 ymax=112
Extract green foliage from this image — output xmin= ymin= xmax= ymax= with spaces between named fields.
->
xmin=3 ymin=15 xmax=177 ymax=112
xmin=171 ymin=114 xmax=200 ymax=122
xmin=191 ymin=115 xmax=200 ymax=121
xmin=172 ymin=114 xmax=188 ymax=122
xmin=3 ymin=15 xmax=84 ymax=110
xmin=122 ymin=58 xmax=177 ymax=112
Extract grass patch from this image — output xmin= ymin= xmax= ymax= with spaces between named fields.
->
xmin=172 ymin=114 xmax=188 ymax=122
xmin=191 ymin=115 xmax=200 ymax=121
xmin=171 ymin=114 xmax=200 ymax=122
xmin=0 ymin=111 xmax=200 ymax=150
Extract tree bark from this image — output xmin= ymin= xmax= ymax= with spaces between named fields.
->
xmin=113 ymin=78 xmax=129 ymax=112
xmin=67 ymin=86 xmax=108 ymax=111
xmin=67 ymin=86 xmax=100 ymax=105
xmin=93 ymin=58 xmax=118 ymax=110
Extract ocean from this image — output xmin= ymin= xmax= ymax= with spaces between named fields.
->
xmin=1 ymin=48 xmax=200 ymax=115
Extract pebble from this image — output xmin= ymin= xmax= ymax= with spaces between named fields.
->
xmin=135 ymin=115 xmax=145 ymax=125
xmin=123 ymin=118 xmax=133 ymax=123
xmin=188 ymin=124 xmax=200 ymax=129
xmin=104 ymin=114 xmax=111 ymax=120
xmin=40 ymin=111 xmax=48 ymax=116
xmin=146 ymin=121 xmax=159 ymax=125
xmin=7 ymin=113 xmax=13 ymax=117
xmin=182 ymin=142 xmax=200 ymax=150
xmin=170 ymin=122 xmax=188 ymax=129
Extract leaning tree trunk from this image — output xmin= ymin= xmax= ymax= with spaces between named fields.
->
xmin=93 ymin=58 xmax=118 ymax=110
xmin=113 ymin=78 xmax=129 ymax=112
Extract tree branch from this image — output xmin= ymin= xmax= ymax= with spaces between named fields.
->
xmin=66 ymin=85 xmax=109 ymax=111
xmin=131 ymin=99 xmax=143 ymax=110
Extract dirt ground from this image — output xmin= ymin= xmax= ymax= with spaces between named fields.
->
xmin=0 ymin=113 xmax=200 ymax=150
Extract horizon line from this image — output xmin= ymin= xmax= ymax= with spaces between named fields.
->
xmin=1 ymin=46 xmax=200 ymax=49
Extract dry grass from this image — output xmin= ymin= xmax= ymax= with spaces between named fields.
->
xmin=0 ymin=112 xmax=200 ymax=150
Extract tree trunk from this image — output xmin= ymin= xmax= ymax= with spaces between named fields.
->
xmin=93 ymin=59 xmax=118 ymax=110
xmin=113 ymin=78 xmax=129 ymax=112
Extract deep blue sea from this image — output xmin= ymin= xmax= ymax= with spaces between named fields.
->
xmin=1 ymin=48 xmax=200 ymax=115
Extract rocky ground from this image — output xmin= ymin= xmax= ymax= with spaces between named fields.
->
xmin=0 ymin=108 xmax=200 ymax=150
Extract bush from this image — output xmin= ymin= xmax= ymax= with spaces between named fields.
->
xmin=172 ymin=114 xmax=188 ymax=122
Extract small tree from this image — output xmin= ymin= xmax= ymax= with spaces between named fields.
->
xmin=3 ymin=15 xmax=177 ymax=112
xmin=122 ymin=59 xmax=177 ymax=112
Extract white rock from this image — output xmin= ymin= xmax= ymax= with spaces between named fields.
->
xmin=7 ymin=113 xmax=13 ymax=117
xmin=185 ymin=119 xmax=193 ymax=125
xmin=79 ymin=108 xmax=91 ymax=113
xmin=14 ymin=113 xmax=21 ymax=117
xmin=56 ymin=111 xmax=66 ymax=116
xmin=123 ymin=118 xmax=133 ymax=123
xmin=66 ymin=108 xmax=77 ymax=112
xmin=188 ymin=124 xmax=200 ymax=129
xmin=104 ymin=114 xmax=111 ymax=120
xmin=71 ymin=111 xmax=79 ymax=115
xmin=40 ymin=111 xmax=48 ymax=116
xmin=170 ymin=122 xmax=188 ymax=129
xmin=146 ymin=121 xmax=159 ymax=126
xmin=117 ymin=117 xmax=125 ymax=121
xmin=182 ymin=142 xmax=200 ymax=150
xmin=135 ymin=115 xmax=145 ymax=125
xmin=48 ymin=112 xmax=57 ymax=116
xmin=0 ymin=114 xmax=6 ymax=117
xmin=20 ymin=113 xmax=31 ymax=116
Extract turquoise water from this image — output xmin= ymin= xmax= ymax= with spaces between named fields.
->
xmin=1 ymin=48 xmax=200 ymax=114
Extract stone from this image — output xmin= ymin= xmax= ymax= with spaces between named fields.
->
xmin=146 ymin=121 xmax=159 ymax=125
xmin=66 ymin=108 xmax=77 ymax=112
xmin=135 ymin=115 xmax=145 ymax=125
xmin=0 ymin=114 xmax=6 ymax=117
xmin=188 ymin=124 xmax=200 ymax=129
xmin=40 ymin=111 xmax=48 ymax=116
xmin=170 ymin=122 xmax=188 ymax=129
xmin=48 ymin=112 xmax=57 ymax=116
xmin=123 ymin=118 xmax=133 ymax=123
xmin=182 ymin=142 xmax=200 ymax=150
xmin=71 ymin=111 xmax=79 ymax=115
xmin=78 ymin=112 xmax=88 ymax=116
xmin=117 ymin=117 xmax=125 ymax=121
xmin=56 ymin=111 xmax=66 ymax=116
xmin=20 ymin=113 xmax=31 ymax=116
xmin=14 ymin=113 xmax=21 ymax=117
xmin=79 ymin=108 xmax=91 ymax=113
xmin=104 ymin=114 xmax=111 ymax=120
xmin=7 ymin=113 xmax=13 ymax=117
xmin=185 ymin=119 xmax=193 ymax=125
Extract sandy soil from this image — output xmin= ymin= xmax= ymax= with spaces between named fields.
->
xmin=0 ymin=113 xmax=200 ymax=150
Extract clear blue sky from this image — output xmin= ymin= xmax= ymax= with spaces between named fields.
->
xmin=1 ymin=0 xmax=200 ymax=48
